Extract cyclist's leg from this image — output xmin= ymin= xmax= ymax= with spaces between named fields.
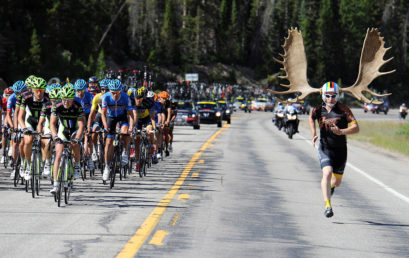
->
xmin=104 ymin=116 xmax=116 ymax=166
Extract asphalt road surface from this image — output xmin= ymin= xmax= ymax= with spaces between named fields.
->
xmin=1 ymin=110 xmax=409 ymax=258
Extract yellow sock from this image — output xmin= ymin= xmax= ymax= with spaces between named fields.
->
xmin=325 ymin=200 xmax=331 ymax=208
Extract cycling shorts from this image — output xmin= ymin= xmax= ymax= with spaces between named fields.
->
xmin=318 ymin=143 xmax=347 ymax=175
xmin=92 ymin=113 xmax=103 ymax=129
xmin=136 ymin=116 xmax=152 ymax=131
xmin=57 ymin=125 xmax=78 ymax=142
xmin=106 ymin=114 xmax=129 ymax=138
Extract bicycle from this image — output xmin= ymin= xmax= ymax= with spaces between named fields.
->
xmin=104 ymin=132 xmax=130 ymax=189
xmin=89 ymin=129 xmax=105 ymax=176
xmin=25 ymin=131 xmax=47 ymax=198
xmin=54 ymin=139 xmax=75 ymax=207
xmin=2 ymin=127 xmax=11 ymax=169
xmin=12 ymin=130 xmax=23 ymax=187
xmin=135 ymin=128 xmax=152 ymax=178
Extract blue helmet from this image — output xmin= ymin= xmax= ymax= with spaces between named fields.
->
xmin=108 ymin=79 xmax=122 ymax=91
xmin=100 ymin=79 xmax=109 ymax=90
xmin=89 ymin=76 xmax=99 ymax=85
xmin=12 ymin=80 xmax=26 ymax=93
xmin=74 ymin=79 xmax=88 ymax=90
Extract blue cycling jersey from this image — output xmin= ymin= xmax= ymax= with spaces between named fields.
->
xmin=102 ymin=91 xmax=133 ymax=117
xmin=76 ymin=91 xmax=93 ymax=114
xmin=154 ymin=100 xmax=162 ymax=123
xmin=7 ymin=93 xmax=17 ymax=111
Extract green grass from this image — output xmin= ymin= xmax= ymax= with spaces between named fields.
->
xmin=348 ymin=121 xmax=409 ymax=157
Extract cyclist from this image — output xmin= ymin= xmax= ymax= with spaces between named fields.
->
xmin=74 ymin=79 xmax=94 ymax=169
xmin=132 ymin=87 xmax=156 ymax=169
xmin=168 ymin=98 xmax=178 ymax=153
xmin=1 ymin=87 xmax=13 ymax=164
xmin=158 ymin=91 xmax=171 ymax=156
xmin=308 ymin=82 xmax=359 ymax=218
xmin=18 ymin=77 xmax=49 ymax=180
xmin=38 ymin=87 xmax=61 ymax=177
xmin=153 ymin=93 xmax=164 ymax=160
xmin=50 ymin=85 xmax=85 ymax=194
xmin=88 ymin=79 xmax=109 ymax=165
xmin=88 ymin=76 xmax=100 ymax=97
xmin=101 ymin=79 xmax=135 ymax=181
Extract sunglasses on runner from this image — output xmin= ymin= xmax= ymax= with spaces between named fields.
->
xmin=325 ymin=94 xmax=337 ymax=99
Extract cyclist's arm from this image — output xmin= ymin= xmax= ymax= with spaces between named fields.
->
xmin=128 ymin=110 xmax=135 ymax=131
xmin=166 ymin=107 xmax=171 ymax=124
xmin=18 ymin=107 xmax=26 ymax=129
xmin=50 ymin=115 xmax=58 ymax=138
xmin=101 ymin=109 xmax=108 ymax=130
xmin=150 ymin=112 xmax=156 ymax=131
xmin=6 ymin=110 xmax=13 ymax=128
xmin=88 ymin=109 xmax=96 ymax=129
xmin=13 ymin=106 xmax=20 ymax=129
xmin=37 ymin=116 xmax=45 ymax=133
xmin=76 ymin=117 xmax=85 ymax=140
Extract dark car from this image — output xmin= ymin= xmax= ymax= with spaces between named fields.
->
xmin=174 ymin=100 xmax=200 ymax=129
xmin=217 ymin=100 xmax=231 ymax=124
xmin=196 ymin=101 xmax=223 ymax=127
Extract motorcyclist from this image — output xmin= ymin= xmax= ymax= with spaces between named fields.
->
xmin=400 ymin=103 xmax=407 ymax=119
xmin=284 ymin=99 xmax=299 ymax=133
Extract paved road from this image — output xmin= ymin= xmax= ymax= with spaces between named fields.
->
xmin=1 ymin=111 xmax=409 ymax=257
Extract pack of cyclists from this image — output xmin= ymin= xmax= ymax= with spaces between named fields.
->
xmin=0 ymin=75 xmax=177 ymax=197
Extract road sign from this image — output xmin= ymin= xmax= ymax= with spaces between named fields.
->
xmin=185 ymin=73 xmax=199 ymax=82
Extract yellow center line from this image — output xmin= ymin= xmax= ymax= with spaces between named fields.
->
xmin=116 ymin=123 xmax=230 ymax=258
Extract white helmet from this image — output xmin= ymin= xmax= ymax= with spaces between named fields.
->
xmin=147 ymin=90 xmax=155 ymax=98
xmin=322 ymin=82 xmax=340 ymax=103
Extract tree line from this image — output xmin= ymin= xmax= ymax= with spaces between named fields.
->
xmin=0 ymin=0 xmax=408 ymax=103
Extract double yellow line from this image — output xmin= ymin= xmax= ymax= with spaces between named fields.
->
xmin=117 ymin=123 xmax=230 ymax=257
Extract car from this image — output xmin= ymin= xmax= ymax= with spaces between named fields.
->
xmin=233 ymin=96 xmax=245 ymax=110
xmin=363 ymin=103 xmax=376 ymax=113
xmin=217 ymin=100 xmax=231 ymax=124
xmin=174 ymin=100 xmax=200 ymax=129
xmin=196 ymin=101 xmax=223 ymax=127
xmin=251 ymin=97 xmax=273 ymax=111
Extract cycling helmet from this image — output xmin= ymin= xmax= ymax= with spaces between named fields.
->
xmin=60 ymin=84 xmax=76 ymax=99
xmin=49 ymin=87 xmax=61 ymax=100
xmin=154 ymin=93 xmax=158 ymax=101
xmin=322 ymin=81 xmax=340 ymax=102
xmin=403 ymin=103 xmax=406 ymax=107
xmin=32 ymin=77 xmax=47 ymax=90
xmin=25 ymin=75 xmax=37 ymax=88
xmin=89 ymin=76 xmax=99 ymax=85
xmin=108 ymin=79 xmax=122 ymax=91
xmin=100 ymin=79 xmax=109 ymax=90
xmin=135 ymin=87 xmax=147 ymax=98
xmin=4 ymin=87 xmax=14 ymax=95
xmin=147 ymin=90 xmax=155 ymax=98
xmin=12 ymin=81 xmax=26 ymax=93
xmin=159 ymin=91 xmax=169 ymax=99
xmin=74 ymin=79 xmax=88 ymax=90
xmin=122 ymin=83 xmax=128 ymax=92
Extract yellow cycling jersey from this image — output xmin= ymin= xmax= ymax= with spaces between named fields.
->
xmin=91 ymin=92 xmax=104 ymax=114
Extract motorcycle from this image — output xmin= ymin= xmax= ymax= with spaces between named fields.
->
xmin=400 ymin=107 xmax=407 ymax=119
xmin=273 ymin=110 xmax=285 ymax=130
xmin=284 ymin=110 xmax=299 ymax=139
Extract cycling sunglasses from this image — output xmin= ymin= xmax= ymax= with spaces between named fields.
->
xmin=110 ymin=90 xmax=121 ymax=95
xmin=33 ymin=89 xmax=45 ymax=93
xmin=76 ymin=89 xmax=85 ymax=93
xmin=325 ymin=94 xmax=337 ymax=99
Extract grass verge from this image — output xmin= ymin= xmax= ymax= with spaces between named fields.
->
xmin=348 ymin=121 xmax=409 ymax=157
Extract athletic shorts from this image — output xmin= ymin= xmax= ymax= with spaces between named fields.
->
xmin=92 ymin=113 xmax=103 ymax=129
xmin=107 ymin=114 xmax=129 ymax=137
xmin=318 ymin=143 xmax=347 ymax=175
xmin=136 ymin=116 xmax=152 ymax=131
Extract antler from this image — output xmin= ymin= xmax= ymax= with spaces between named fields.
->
xmin=267 ymin=28 xmax=320 ymax=102
xmin=341 ymin=28 xmax=395 ymax=104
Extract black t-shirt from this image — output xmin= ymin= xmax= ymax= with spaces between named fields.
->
xmin=160 ymin=99 xmax=171 ymax=119
xmin=311 ymin=102 xmax=357 ymax=147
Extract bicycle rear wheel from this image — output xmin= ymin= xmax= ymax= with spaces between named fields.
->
xmin=13 ymin=157 xmax=21 ymax=187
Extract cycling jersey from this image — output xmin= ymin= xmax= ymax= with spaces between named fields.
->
xmin=132 ymin=96 xmax=155 ymax=119
xmin=102 ymin=91 xmax=133 ymax=117
xmin=6 ymin=93 xmax=17 ymax=112
xmin=76 ymin=91 xmax=93 ymax=114
xmin=311 ymin=102 xmax=357 ymax=148
xmin=16 ymin=89 xmax=30 ymax=107
xmin=2 ymin=97 xmax=7 ymax=110
xmin=52 ymin=100 xmax=85 ymax=140
xmin=154 ymin=100 xmax=162 ymax=123
xmin=161 ymin=99 xmax=171 ymax=120
xmin=91 ymin=92 xmax=104 ymax=114
xmin=20 ymin=93 xmax=50 ymax=131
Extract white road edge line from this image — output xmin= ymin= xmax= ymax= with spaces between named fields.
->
xmin=297 ymin=134 xmax=409 ymax=204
